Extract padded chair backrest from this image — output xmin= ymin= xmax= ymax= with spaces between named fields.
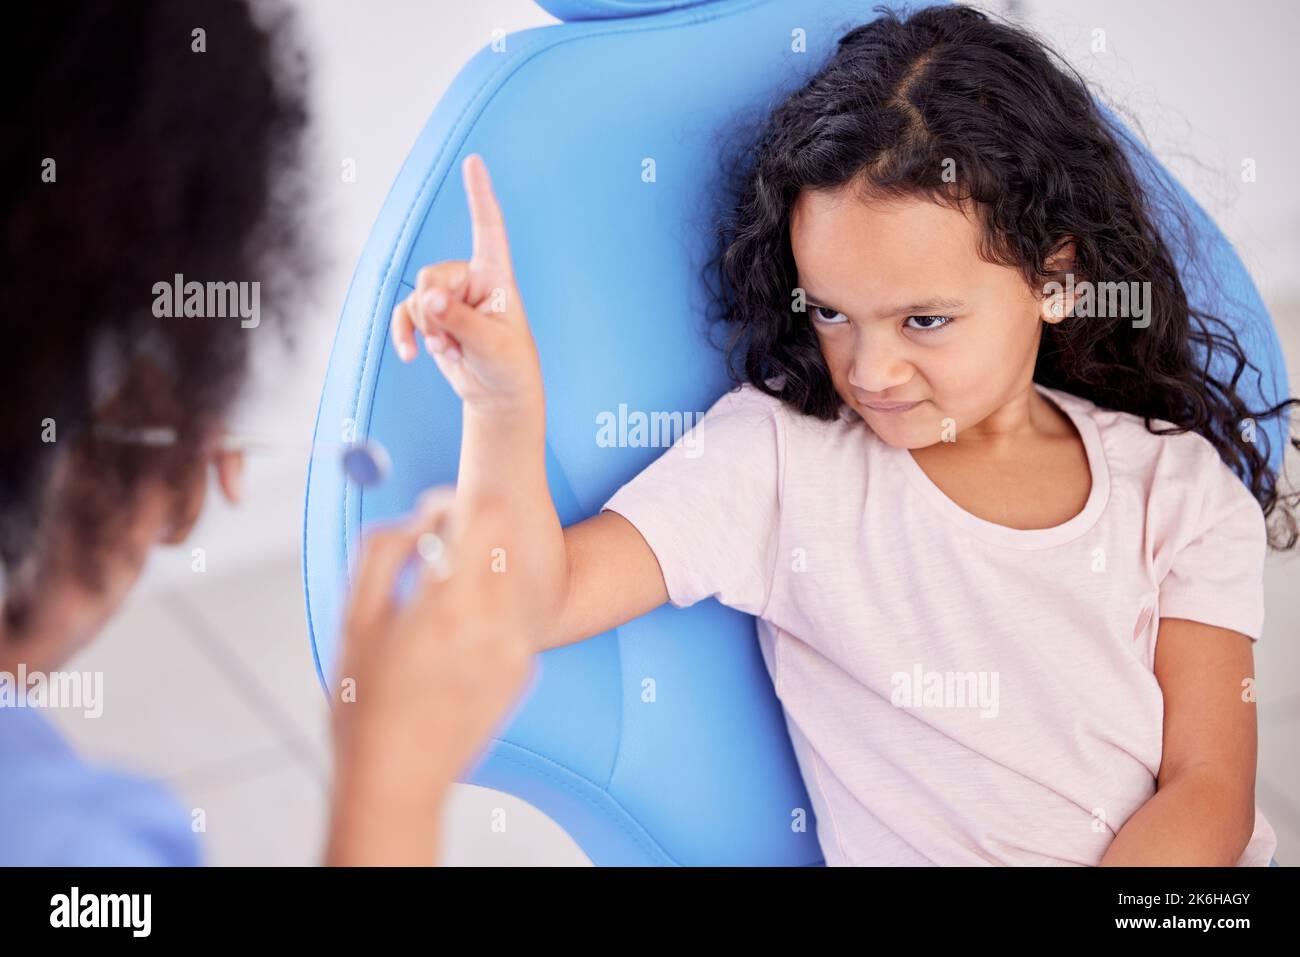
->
xmin=303 ymin=0 xmax=1291 ymax=866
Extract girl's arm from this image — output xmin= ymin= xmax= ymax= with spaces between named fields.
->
xmin=391 ymin=154 xmax=669 ymax=653
xmin=1099 ymin=616 xmax=1258 ymax=866
xmin=459 ymin=402 xmax=670 ymax=652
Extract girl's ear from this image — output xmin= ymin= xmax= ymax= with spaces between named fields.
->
xmin=156 ymin=425 xmax=232 ymax=545
xmin=1041 ymin=237 xmax=1079 ymax=323
xmin=1043 ymin=290 xmax=1069 ymax=323
xmin=1043 ymin=291 xmax=1073 ymax=324
xmin=1044 ymin=236 xmax=1077 ymax=271
xmin=215 ymin=448 xmax=244 ymax=505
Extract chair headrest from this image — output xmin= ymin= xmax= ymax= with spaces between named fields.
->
xmin=535 ymin=0 xmax=713 ymax=21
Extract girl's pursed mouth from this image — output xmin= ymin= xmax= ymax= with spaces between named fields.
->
xmin=862 ymin=400 xmax=923 ymax=412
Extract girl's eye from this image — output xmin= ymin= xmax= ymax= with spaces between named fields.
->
xmin=811 ymin=305 xmax=847 ymax=324
xmin=808 ymin=308 xmax=953 ymax=330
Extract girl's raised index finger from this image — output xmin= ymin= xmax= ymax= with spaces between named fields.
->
xmin=462 ymin=153 xmax=514 ymax=278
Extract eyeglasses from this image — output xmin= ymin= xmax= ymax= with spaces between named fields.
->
xmin=91 ymin=424 xmax=270 ymax=454
xmin=92 ymin=424 xmax=391 ymax=487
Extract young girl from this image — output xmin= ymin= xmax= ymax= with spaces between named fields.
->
xmin=392 ymin=4 xmax=1298 ymax=866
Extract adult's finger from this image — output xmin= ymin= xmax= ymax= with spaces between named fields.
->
xmin=411 ymin=486 xmax=459 ymax=582
xmin=407 ymin=494 xmax=514 ymax=632
xmin=345 ymin=494 xmax=454 ymax=637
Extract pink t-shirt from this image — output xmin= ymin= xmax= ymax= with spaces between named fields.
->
xmin=601 ymin=379 xmax=1277 ymax=866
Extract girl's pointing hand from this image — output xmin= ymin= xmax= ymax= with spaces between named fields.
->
xmin=390 ymin=153 xmax=544 ymax=418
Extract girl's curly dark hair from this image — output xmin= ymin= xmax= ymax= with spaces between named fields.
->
xmin=704 ymin=2 xmax=1299 ymax=550
xmin=1 ymin=0 xmax=315 ymax=632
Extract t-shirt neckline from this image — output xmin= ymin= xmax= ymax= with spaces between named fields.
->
xmin=885 ymin=383 xmax=1110 ymax=550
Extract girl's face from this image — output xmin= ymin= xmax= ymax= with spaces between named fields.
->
xmin=789 ymin=186 xmax=1058 ymax=448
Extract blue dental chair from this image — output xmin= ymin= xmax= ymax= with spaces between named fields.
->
xmin=302 ymin=0 xmax=1291 ymax=866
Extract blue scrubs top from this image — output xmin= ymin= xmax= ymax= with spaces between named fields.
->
xmin=0 ymin=705 xmax=200 ymax=865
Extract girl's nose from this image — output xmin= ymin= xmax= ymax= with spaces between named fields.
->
xmin=846 ymin=334 xmax=913 ymax=395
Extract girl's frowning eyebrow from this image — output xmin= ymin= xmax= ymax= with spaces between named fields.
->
xmin=801 ymin=287 xmax=967 ymax=318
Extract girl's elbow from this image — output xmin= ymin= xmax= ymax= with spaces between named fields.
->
xmin=1201 ymin=772 xmax=1257 ymax=862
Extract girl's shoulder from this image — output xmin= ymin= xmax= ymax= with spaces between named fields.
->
xmin=708 ymin=376 xmax=839 ymax=438
xmin=714 ymin=377 xmax=789 ymax=415
xmin=1042 ymin=384 xmax=1244 ymax=492
xmin=702 ymin=379 xmax=873 ymax=468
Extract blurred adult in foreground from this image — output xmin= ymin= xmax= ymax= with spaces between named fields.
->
xmin=0 ymin=0 xmax=534 ymax=866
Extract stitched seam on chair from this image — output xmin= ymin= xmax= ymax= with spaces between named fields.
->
xmin=484 ymin=739 xmax=679 ymax=865
xmin=302 ymin=436 xmax=326 ymax=698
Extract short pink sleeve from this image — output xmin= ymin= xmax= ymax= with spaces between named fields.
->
xmin=1157 ymin=446 xmax=1267 ymax=640
xmin=600 ymin=384 xmax=782 ymax=616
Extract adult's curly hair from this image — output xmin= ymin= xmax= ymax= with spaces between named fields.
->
xmin=704 ymin=3 xmax=1299 ymax=550
xmin=0 ymin=0 xmax=316 ymax=632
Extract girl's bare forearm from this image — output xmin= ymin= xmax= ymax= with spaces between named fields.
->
xmin=456 ymin=394 xmax=569 ymax=637
xmin=1099 ymin=769 xmax=1254 ymax=866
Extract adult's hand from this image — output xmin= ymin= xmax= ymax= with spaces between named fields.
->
xmin=324 ymin=487 xmax=536 ymax=865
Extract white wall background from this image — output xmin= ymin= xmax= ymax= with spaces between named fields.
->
xmin=53 ymin=0 xmax=1300 ymax=866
